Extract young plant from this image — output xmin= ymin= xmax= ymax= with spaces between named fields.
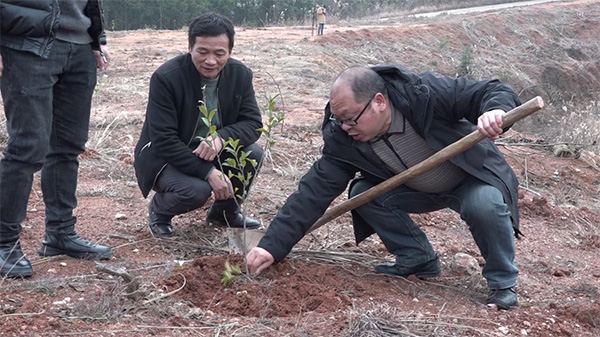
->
xmin=198 ymin=89 xmax=285 ymax=278
xmin=220 ymin=259 xmax=242 ymax=286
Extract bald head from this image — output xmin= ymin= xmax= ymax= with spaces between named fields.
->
xmin=330 ymin=66 xmax=386 ymax=103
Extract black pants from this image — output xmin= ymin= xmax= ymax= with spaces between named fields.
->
xmin=0 ymin=42 xmax=96 ymax=235
xmin=150 ymin=143 xmax=263 ymax=220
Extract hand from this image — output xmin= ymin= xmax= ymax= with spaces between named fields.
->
xmin=192 ymin=135 xmax=223 ymax=161
xmin=246 ymin=247 xmax=275 ymax=275
xmin=477 ymin=109 xmax=505 ymax=140
xmin=207 ymin=168 xmax=233 ymax=200
xmin=0 ymin=52 xmax=3 ymax=77
xmin=93 ymin=46 xmax=110 ymax=71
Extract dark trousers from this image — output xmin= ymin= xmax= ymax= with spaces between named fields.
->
xmin=0 ymin=41 xmax=97 ymax=237
xmin=150 ymin=143 xmax=264 ymax=220
xmin=350 ymin=175 xmax=518 ymax=289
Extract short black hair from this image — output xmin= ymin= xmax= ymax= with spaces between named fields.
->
xmin=336 ymin=66 xmax=387 ymax=103
xmin=188 ymin=12 xmax=235 ymax=51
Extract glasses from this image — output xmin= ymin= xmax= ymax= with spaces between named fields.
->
xmin=329 ymin=95 xmax=374 ymax=127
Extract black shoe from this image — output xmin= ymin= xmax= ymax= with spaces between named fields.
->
xmin=206 ymin=204 xmax=261 ymax=229
xmin=487 ymin=287 xmax=518 ymax=310
xmin=149 ymin=203 xmax=173 ymax=237
xmin=0 ymin=242 xmax=33 ymax=278
xmin=39 ymin=231 xmax=113 ymax=260
xmin=375 ymin=257 xmax=441 ymax=279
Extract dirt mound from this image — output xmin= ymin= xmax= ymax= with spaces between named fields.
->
xmin=161 ymin=254 xmax=359 ymax=318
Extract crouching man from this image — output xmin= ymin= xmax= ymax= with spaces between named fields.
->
xmin=247 ymin=65 xmax=522 ymax=310
xmin=134 ymin=13 xmax=263 ymax=236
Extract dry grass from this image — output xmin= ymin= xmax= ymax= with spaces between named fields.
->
xmin=342 ymin=303 xmax=505 ymax=337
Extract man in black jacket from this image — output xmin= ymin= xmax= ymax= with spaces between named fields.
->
xmin=247 ymin=65 xmax=522 ymax=310
xmin=134 ymin=13 xmax=263 ymax=237
xmin=0 ymin=0 xmax=113 ymax=278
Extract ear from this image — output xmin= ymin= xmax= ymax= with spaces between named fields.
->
xmin=373 ymin=93 xmax=387 ymax=114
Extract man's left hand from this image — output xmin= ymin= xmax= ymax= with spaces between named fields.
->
xmin=93 ymin=46 xmax=110 ymax=71
xmin=478 ymin=109 xmax=505 ymax=140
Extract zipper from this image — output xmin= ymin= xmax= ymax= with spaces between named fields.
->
xmin=40 ymin=0 xmax=59 ymax=56
xmin=188 ymin=100 xmax=202 ymax=146
xmin=151 ymin=164 xmax=168 ymax=191
xmin=382 ymin=135 xmax=409 ymax=170
xmin=217 ymin=87 xmax=223 ymax=128
xmin=138 ymin=141 xmax=152 ymax=156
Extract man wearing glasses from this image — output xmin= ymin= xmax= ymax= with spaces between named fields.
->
xmin=247 ymin=65 xmax=522 ymax=310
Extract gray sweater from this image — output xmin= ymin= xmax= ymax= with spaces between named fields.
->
xmin=56 ymin=0 xmax=93 ymax=44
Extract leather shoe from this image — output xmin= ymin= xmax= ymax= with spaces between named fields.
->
xmin=206 ymin=205 xmax=260 ymax=229
xmin=39 ymin=231 xmax=113 ymax=260
xmin=375 ymin=257 xmax=441 ymax=279
xmin=149 ymin=203 xmax=173 ymax=237
xmin=0 ymin=242 xmax=33 ymax=278
xmin=487 ymin=286 xmax=518 ymax=310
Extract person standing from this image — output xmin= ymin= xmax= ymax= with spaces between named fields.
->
xmin=133 ymin=13 xmax=263 ymax=237
xmin=247 ymin=65 xmax=522 ymax=310
xmin=317 ymin=5 xmax=327 ymax=36
xmin=0 ymin=0 xmax=114 ymax=278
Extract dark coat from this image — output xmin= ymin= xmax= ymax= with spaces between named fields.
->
xmin=133 ymin=54 xmax=262 ymax=198
xmin=258 ymin=65 xmax=522 ymax=262
xmin=0 ymin=0 xmax=106 ymax=58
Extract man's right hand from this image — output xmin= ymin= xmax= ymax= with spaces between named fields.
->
xmin=246 ymin=247 xmax=275 ymax=275
xmin=207 ymin=168 xmax=233 ymax=200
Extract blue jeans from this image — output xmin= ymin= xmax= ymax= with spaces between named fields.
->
xmin=0 ymin=41 xmax=97 ymax=234
xmin=318 ymin=23 xmax=324 ymax=35
xmin=151 ymin=143 xmax=264 ymax=220
xmin=350 ymin=175 xmax=518 ymax=289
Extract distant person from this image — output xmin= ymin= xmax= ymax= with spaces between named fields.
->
xmin=0 ymin=0 xmax=113 ymax=278
xmin=247 ymin=65 xmax=522 ymax=310
xmin=134 ymin=13 xmax=263 ymax=237
xmin=317 ymin=5 xmax=327 ymax=36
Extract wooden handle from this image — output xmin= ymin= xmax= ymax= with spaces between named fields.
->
xmin=306 ymin=96 xmax=544 ymax=234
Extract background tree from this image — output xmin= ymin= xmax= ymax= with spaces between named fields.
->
xmin=103 ymin=0 xmax=524 ymax=30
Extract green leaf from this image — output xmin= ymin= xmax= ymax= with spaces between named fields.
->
xmin=208 ymin=109 xmax=216 ymax=123
xmin=201 ymin=117 xmax=210 ymax=127
xmin=224 ymin=158 xmax=237 ymax=167
xmin=228 ymin=138 xmax=240 ymax=149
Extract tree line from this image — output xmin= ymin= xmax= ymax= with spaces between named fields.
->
xmin=103 ymin=0 xmax=525 ymax=31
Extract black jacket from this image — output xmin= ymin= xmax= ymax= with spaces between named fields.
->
xmin=258 ymin=65 xmax=522 ymax=262
xmin=134 ymin=54 xmax=263 ymax=197
xmin=0 ymin=0 xmax=106 ymax=58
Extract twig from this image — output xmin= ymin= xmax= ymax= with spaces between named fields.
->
xmin=108 ymin=233 xmax=135 ymax=241
xmin=143 ymin=273 xmax=186 ymax=305
xmin=496 ymin=140 xmax=592 ymax=148
xmin=43 ymin=329 xmax=148 ymax=336
xmin=264 ymin=70 xmax=286 ymax=133
xmin=137 ymin=323 xmax=233 ymax=330
xmin=289 ymin=249 xmax=382 ymax=268
xmin=112 ymin=237 xmax=155 ymax=249
xmin=0 ymin=310 xmax=45 ymax=319
xmin=95 ymin=262 xmax=141 ymax=300
xmin=519 ymin=185 xmax=542 ymax=196
xmin=157 ymin=238 xmax=229 ymax=254
xmin=524 ymin=155 xmax=529 ymax=189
